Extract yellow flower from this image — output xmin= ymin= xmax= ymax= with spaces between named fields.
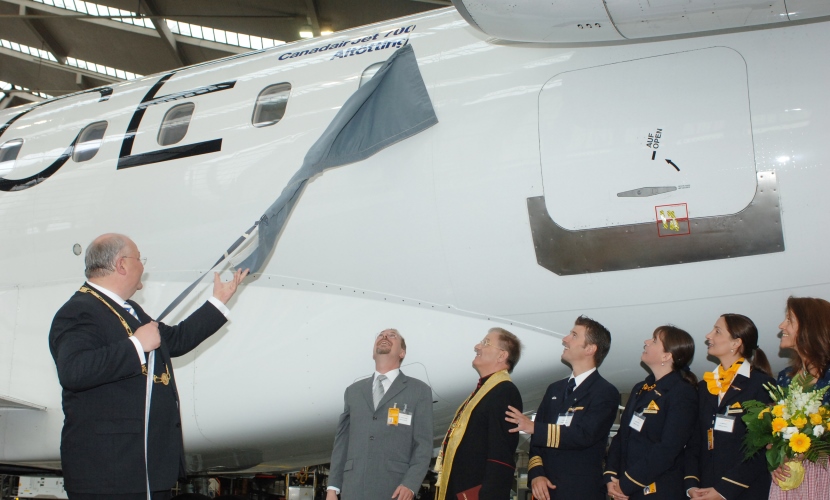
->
xmin=759 ymin=408 xmax=771 ymax=419
xmin=810 ymin=413 xmax=823 ymax=425
xmin=792 ymin=415 xmax=808 ymax=429
xmin=820 ymin=407 xmax=827 ymax=415
xmin=773 ymin=405 xmax=785 ymax=418
xmin=789 ymin=432 xmax=811 ymax=454
xmin=772 ymin=417 xmax=788 ymax=434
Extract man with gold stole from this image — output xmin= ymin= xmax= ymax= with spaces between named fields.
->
xmin=434 ymin=327 xmax=523 ymax=500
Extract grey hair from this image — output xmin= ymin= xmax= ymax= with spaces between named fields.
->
xmin=84 ymin=235 xmax=128 ymax=279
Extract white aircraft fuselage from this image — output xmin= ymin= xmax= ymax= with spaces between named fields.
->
xmin=0 ymin=5 xmax=828 ymax=473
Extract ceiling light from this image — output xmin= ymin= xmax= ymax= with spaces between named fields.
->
xmin=299 ymin=25 xmax=314 ymax=39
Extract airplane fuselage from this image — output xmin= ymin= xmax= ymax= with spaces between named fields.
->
xmin=1 ymin=7 xmax=828 ymax=472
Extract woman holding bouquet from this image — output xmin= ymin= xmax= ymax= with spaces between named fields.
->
xmin=769 ymin=296 xmax=830 ymax=499
xmin=685 ymin=314 xmax=774 ymax=500
xmin=605 ymin=325 xmax=698 ymax=500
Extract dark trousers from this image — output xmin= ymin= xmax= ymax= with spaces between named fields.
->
xmin=68 ymin=491 xmax=172 ymax=500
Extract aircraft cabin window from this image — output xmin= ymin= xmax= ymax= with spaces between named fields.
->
xmin=359 ymin=63 xmax=384 ymax=88
xmin=252 ymin=83 xmax=291 ymax=127
xmin=158 ymin=103 xmax=196 ymax=146
xmin=72 ymin=121 xmax=108 ymax=163
xmin=0 ymin=139 xmax=23 ymax=176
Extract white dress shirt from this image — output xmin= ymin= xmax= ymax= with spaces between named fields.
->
xmin=570 ymin=367 xmax=597 ymax=390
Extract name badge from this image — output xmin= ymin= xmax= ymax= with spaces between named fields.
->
xmin=714 ymin=415 xmax=735 ymax=433
xmin=398 ymin=404 xmax=412 ymax=426
xmin=387 ymin=406 xmax=400 ymax=426
xmin=629 ymin=412 xmax=645 ymax=432
xmin=556 ymin=412 xmax=574 ymax=426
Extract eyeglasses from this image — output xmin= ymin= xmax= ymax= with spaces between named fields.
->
xmin=479 ymin=337 xmax=506 ymax=351
xmin=377 ymin=331 xmax=399 ymax=340
xmin=122 ymin=256 xmax=147 ymax=265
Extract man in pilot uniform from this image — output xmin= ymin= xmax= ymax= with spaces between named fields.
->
xmin=505 ymin=316 xmax=620 ymax=500
xmin=49 ymin=233 xmax=247 ymax=499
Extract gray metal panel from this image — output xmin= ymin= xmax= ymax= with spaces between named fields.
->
xmin=0 ymin=394 xmax=45 ymax=410
xmin=528 ymin=171 xmax=784 ymax=275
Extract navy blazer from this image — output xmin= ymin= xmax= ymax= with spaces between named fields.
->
xmin=685 ymin=368 xmax=774 ymax=500
xmin=49 ymin=284 xmax=227 ymax=494
xmin=528 ymin=370 xmax=619 ymax=500
xmin=605 ymin=370 xmax=698 ymax=499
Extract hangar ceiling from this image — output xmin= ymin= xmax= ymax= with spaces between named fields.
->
xmin=0 ymin=0 xmax=448 ymax=108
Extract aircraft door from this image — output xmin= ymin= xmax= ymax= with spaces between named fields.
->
xmin=530 ymin=47 xmax=784 ymax=275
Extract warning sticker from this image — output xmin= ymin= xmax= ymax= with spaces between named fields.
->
xmin=655 ymin=203 xmax=690 ymax=237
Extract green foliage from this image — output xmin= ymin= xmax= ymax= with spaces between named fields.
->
xmin=742 ymin=400 xmax=774 ymax=463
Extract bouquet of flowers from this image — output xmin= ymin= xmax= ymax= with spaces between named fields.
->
xmin=742 ymin=375 xmax=830 ymax=490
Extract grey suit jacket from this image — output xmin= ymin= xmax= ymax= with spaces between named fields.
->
xmin=328 ymin=371 xmax=434 ymax=500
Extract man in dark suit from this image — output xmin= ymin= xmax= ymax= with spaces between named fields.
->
xmin=435 ymin=327 xmax=523 ymax=500
xmin=49 ymin=233 xmax=247 ymax=500
xmin=326 ymin=329 xmax=433 ymax=500
xmin=505 ymin=316 xmax=620 ymax=500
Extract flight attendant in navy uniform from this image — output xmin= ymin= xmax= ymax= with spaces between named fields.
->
xmin=505 ymin=315 xmax=619 ymax=500
xmin=605 ymin=325 xmax=698 ymax=500
xmin=685 ymin=314 xmax=774 ymax=500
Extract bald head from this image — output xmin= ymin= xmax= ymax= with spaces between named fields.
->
xmin=85 ymin=233 xmax=129 ymax=279
xmin=84 ymin=234 xmax=145 ymax=299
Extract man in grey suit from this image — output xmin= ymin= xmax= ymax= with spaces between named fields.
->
xmin=327 ymin=329 xmax=434 ymax=500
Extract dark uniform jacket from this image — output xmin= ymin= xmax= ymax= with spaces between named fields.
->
xmin=684 ymin=368 xmax=774 ymax=499
xmin=605 ymin=370 xmax=698 ymax=499
xmin=527 ymin=370 xmax=620 ymax=500
xmin=49 ymin=284 xmax=227 ymax=494
xmin=445 ymin=378 xmax=522 ymax=500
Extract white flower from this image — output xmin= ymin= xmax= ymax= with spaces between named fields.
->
xmin=814 ymin=425 xmax=825 ymax=438
xmin=782 ymin=427 xmax=799 ymax=440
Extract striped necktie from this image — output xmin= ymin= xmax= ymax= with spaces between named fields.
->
xmin=123 ymin=302 xmax=140 ymax=321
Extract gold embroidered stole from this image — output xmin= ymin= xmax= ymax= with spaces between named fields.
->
xmin=434 ymin=369 xmax=512 ymax=500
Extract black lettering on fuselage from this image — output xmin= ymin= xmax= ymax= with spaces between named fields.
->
xmin=0 ymin=87 xmax=112 ymax=192
xmin=117 ymin=75 xmax=236 ymax=170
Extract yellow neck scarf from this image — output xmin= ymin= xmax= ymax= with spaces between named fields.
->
xmin=434 ymin=369 xmax=512 ymax=500
xmin=703 ymin=358 xmax=744 ymax=395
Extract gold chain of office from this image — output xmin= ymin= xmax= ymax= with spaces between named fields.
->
xmin=79 ymin=285 xmax=171 ymax=385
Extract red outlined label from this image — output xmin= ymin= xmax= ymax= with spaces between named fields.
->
xmin=655 ymin=203 xmax=690 ymax=237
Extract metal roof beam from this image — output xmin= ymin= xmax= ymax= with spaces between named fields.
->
xmin=304 ymin=0 xmax=321 ymax=37
xmin=1 ymin=0 xmax=247 ymax=54
xmin=0 ymin=90 xmax=44 ymax=110
xmin=18 ymin=3 xmax=67 ymax=64
xmin=139 ymin=0 xmax=188 ymax=66
xmin=0 ymin=47 xmax=120 ymax=83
